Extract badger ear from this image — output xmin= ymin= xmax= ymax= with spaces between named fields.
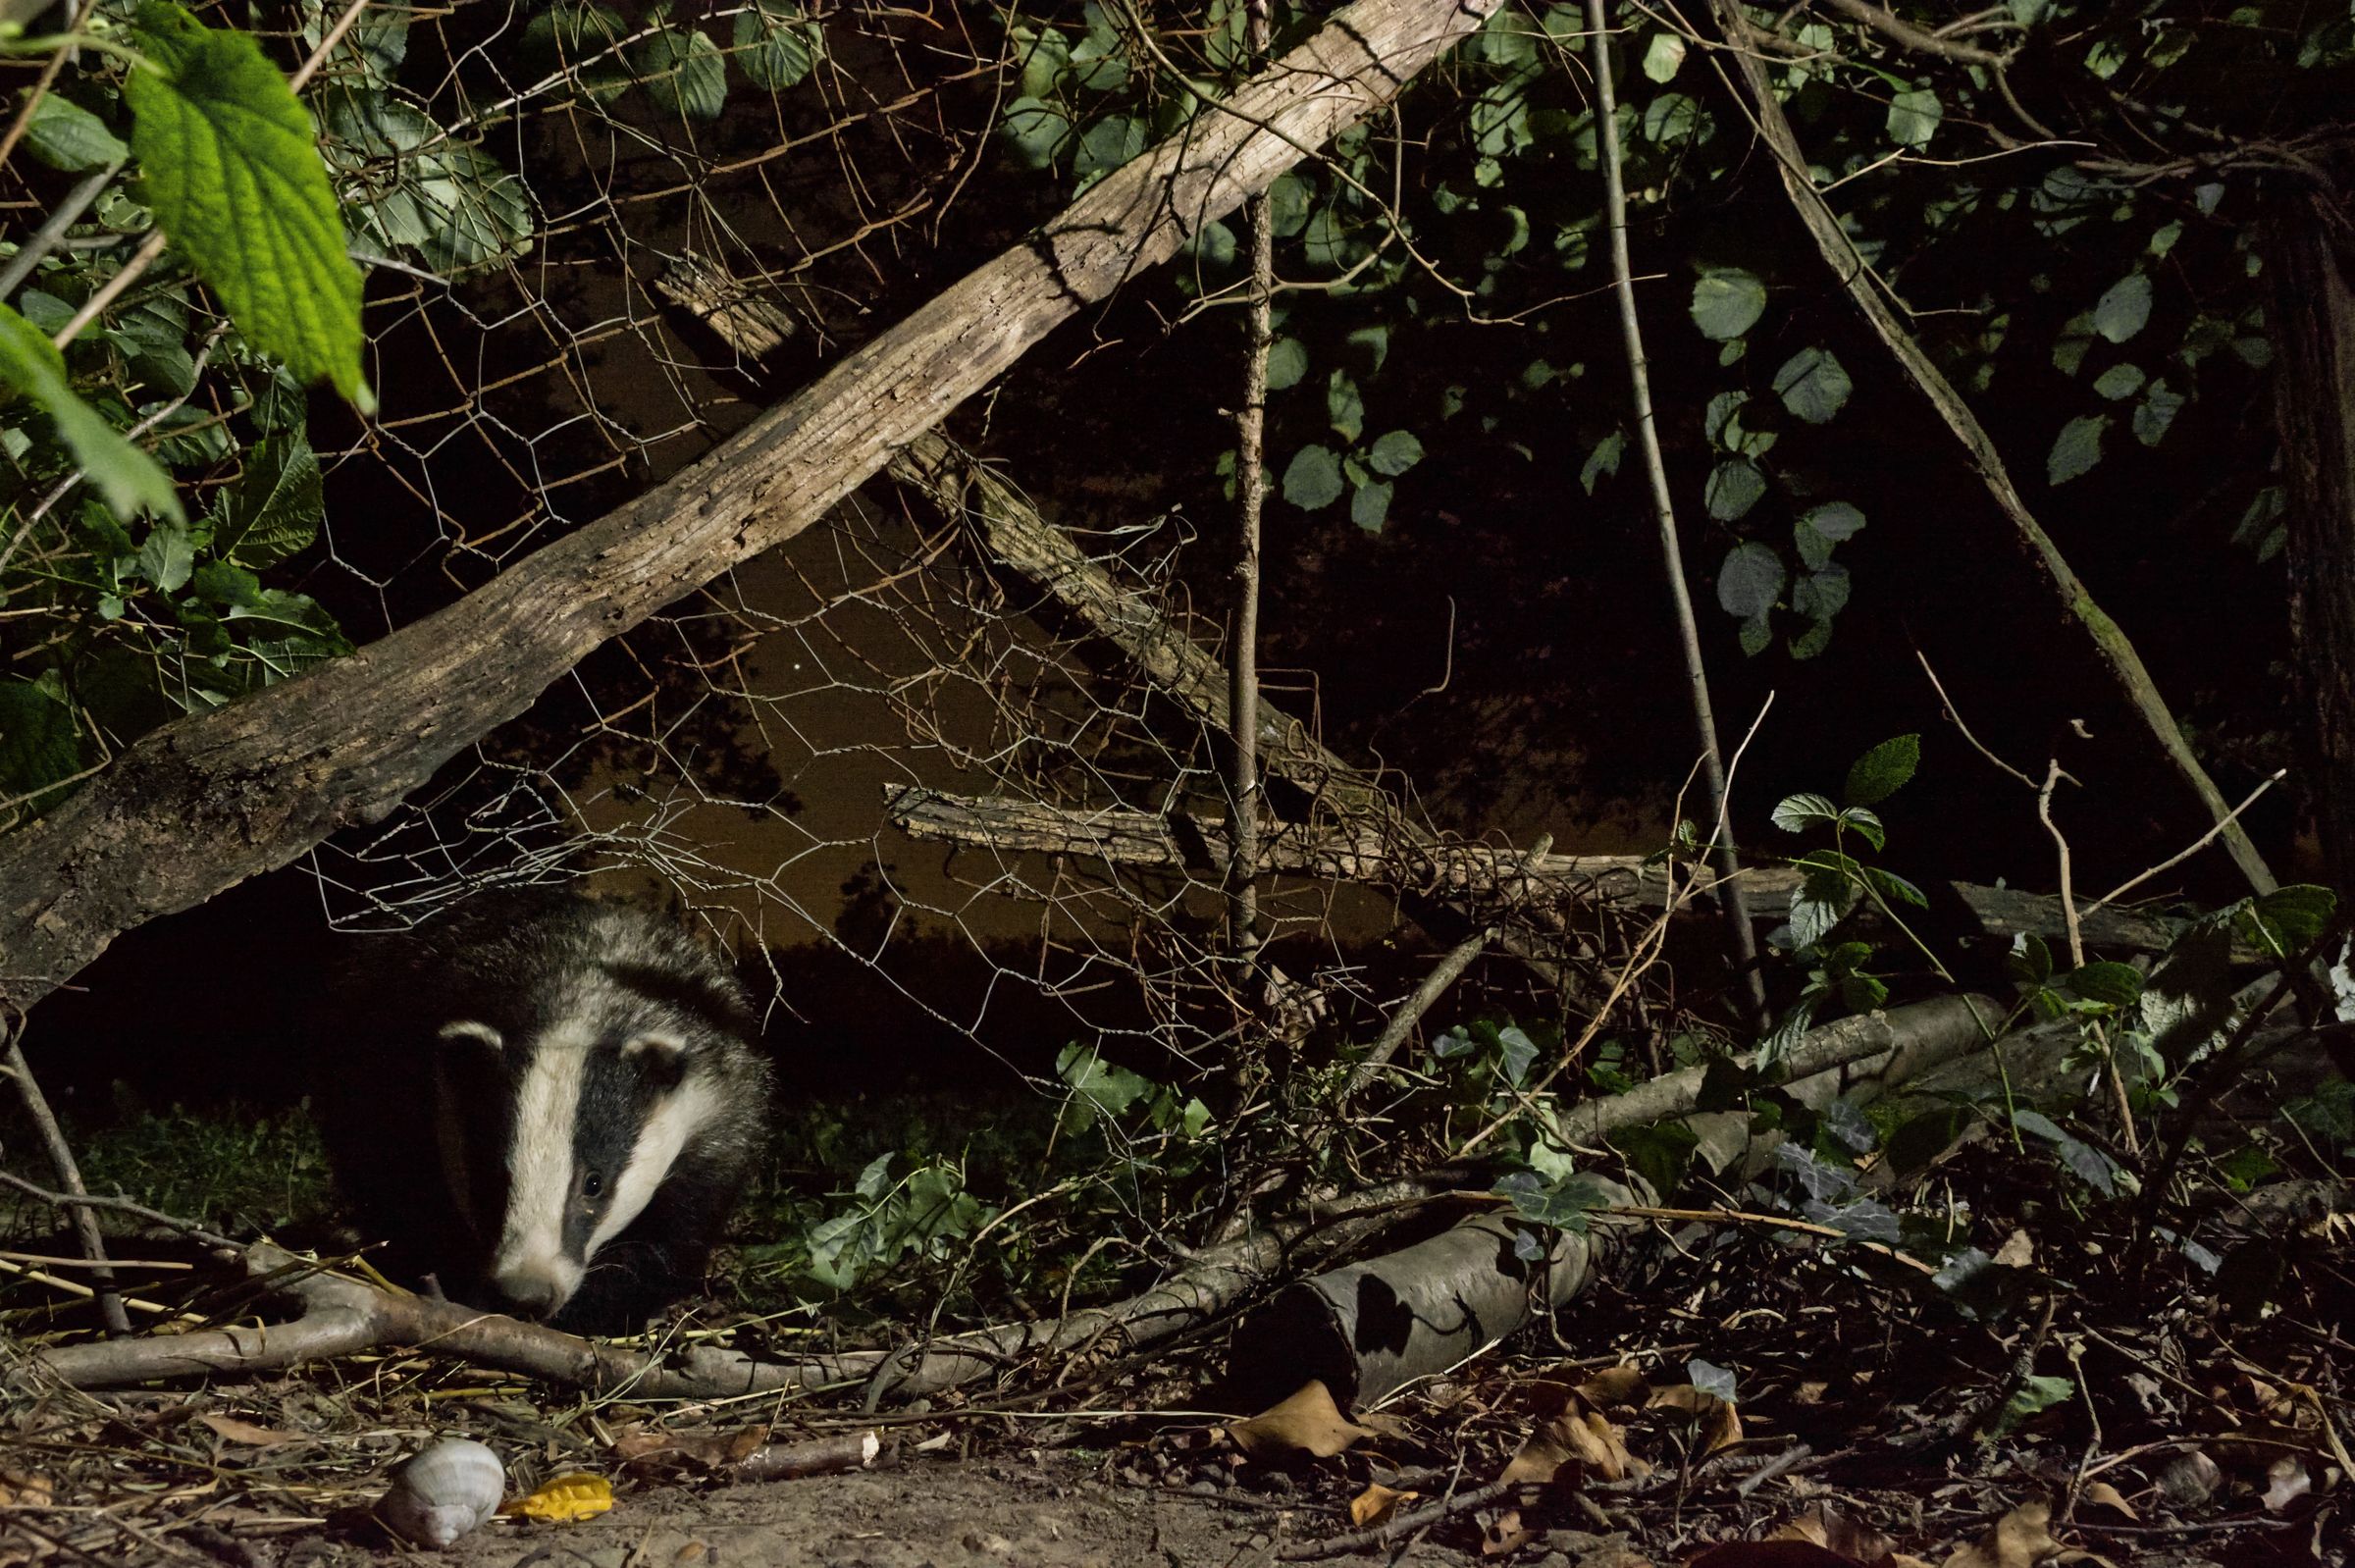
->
xmin=437 ymin=1019 xmax=504 ymax=1051
xmin=622 ymin=1032 xmax=690 ymax=1086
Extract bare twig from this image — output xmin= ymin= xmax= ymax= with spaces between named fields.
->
xmin=1592 ymin=0 xmax=1767 ymax=1028
xmin=1346 ymin=928 xmax=1495 ymax=1097
xmin=0 ymin=1013 xmax=128 ymax=1335
xmin=2094 ymin=769 xmax=2287 ymax=910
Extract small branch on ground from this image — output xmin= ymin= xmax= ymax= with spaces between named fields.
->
xmin=0 ymin=1014 xmax=128 ymax=1336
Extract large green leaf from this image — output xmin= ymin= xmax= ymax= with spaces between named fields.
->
xmin=1716 ymin=541 xmax=1784 ymax=618
xmin=2048 ymin=414 xmax=2107 ymax=485
xmin=1843 ymin=734 xmax=1919 ymax=807
xmin=1691 ymin=268 xmax=1765 ymax=340
xmin=1773 ymin=346 xmax=1853 ymax=424
xmin=2093 ymin=272 xmax=2153 ymax=343
xmin=0 ymin=676 xmax=84 ymax=813
xmin=0 ymin=304 xmax=183 ymax=522
xmin=1282 ymin=444 xmax=1344 ymax=510
xmin=636 ymin=27 xmax=728 ymax=120
xmin=1886 ymin=87 xmax=1941 ymax=147
xmin=125 ymin=2 xmax=367 ymax=406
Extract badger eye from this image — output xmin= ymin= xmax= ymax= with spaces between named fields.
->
xmin=581 ymin=1170 xmax=604 ymax=1199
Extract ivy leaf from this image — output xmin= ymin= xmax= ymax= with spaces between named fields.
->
xmin=126 ymin=1 xmax=368 ymax=407
xmin=2048 ymin=415 xmax=2107 ymax=485
xmin=2093 ymin=272 xmax=2153 ymax=343
xmin=1366 ymin=430 xmax=1424 ymax=476
xmin=209 ymin=434 xmax=324 ymax=568
xmin=22 ymin=92 xmax=129 ymax=172
xmin=1716 ymin=541 xmax=1784 ymax=618
xmin=1844 ymin=734 xmax=1919 ymax=807
xmin=0 ymin=304 xmax=183 ymax=523
xmin=1691 ymin=268 xmax=1766 ymax=340
xmin=1887 ymin=87 xmax=1942 ymax=147
xmin=1282 ymin=444 xmax=1344 ymax=510
xmin=1773 ymin=346 xmax=1853 ymax=424
xmin=1705 ymin=458 xmax=1766 ymax=521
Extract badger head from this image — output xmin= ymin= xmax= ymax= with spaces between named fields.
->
xmin=431 ymin=1005 xmax=725 ymax=1323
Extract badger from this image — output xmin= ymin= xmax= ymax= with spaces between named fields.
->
xmin=319 ymin=888 xmax=772 ymax=1333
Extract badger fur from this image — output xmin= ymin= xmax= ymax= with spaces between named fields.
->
xmin=320 ymin=888 xmax=772 ymax=1332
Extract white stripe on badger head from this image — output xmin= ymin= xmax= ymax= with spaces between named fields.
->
xmin=583 ymin=1073 xmax=723 ymax=1262
xmin=488 ymin=1017 xmax=594 ymax=1314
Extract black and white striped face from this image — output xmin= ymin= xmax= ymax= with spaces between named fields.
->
xmin=431 ymin=986 xmax=725 ymax=1321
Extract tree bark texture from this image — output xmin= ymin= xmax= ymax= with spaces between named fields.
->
xmin=882 ymin=784 xmax=2188 ymax=956
xmin=2265 ymin=182 xmax=2355 ymax=895
xmin=0 ymin=0 xmax=1505 ymax=1014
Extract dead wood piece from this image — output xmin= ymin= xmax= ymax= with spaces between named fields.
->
xmin=738 ymin=1430 xmax=881 ymax=1481
xmin=0 ymin=0 xmax=1507 ymax=1018
xmin=1229 ymin=1197 xmax=1645 ymax=1412
xmin=653 ymin=253 xmax=798 ymax=359
xmin=883 ymin=786 xmax=2187 ymax=956
xmin=884 ymin=443 xmax=1586 ymax=998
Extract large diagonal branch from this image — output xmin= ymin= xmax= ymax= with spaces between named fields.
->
xmin=0 ymin=0 xmax=1506 ymax=1014
xmin=1703 ymin=0 xmax=2277 ymax=899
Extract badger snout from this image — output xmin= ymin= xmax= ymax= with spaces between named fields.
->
xmin=489 ymin=1255 xmax=581 ymax=1320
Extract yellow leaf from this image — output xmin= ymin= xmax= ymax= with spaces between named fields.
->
xmin=501 ymin=1473 xmax=615 ymax=1523
xmin=1347 ymin=1482 xmax=1416 ymax=1528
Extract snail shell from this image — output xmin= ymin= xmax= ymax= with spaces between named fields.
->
xmin=378 ymin=1437 xmax=506 ymax=1549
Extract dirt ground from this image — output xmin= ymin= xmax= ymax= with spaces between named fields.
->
xmin=289 ymin=1453 xmax=1479 ymax=1568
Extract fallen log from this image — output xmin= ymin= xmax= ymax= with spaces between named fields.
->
xmin=883 ymin=784 xmax=2184 ymax=956
xmin=0 ymin=0 xmax=1508 ymax=1016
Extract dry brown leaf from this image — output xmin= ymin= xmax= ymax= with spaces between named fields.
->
xmin=2076 ymin=1482 xmax=2137 ymax=1522
xmin=1503 ymin=1408 xmax=1645 ymax=1486
xmin=1940 ymin=1503 xmax=2061 ymax=1568
xmin=196 ymin=1413 xmax=298 ymax=1447
xmin=2156 ymin=1449 xmax=2221 ymax=1505
xmin=1770 ymin=1506 xmax=1898 ymax=1562
xmin=1348 ymin=1482 xmax=1417 ymax=1527
xmin=0 ymin=1471 xmax=52 ymax=1510
xmin=1685 ymin=1542 xmax=1865 ymax=1566
xmin=610 ymin=1424 xmax=766 ymax=1472
xmin=1226 ymin=1382 xmax=1379 ymax=1462
xmin=1579 ymin=1364 xmax=1649 ymax=1409
xmin=1793 ymin=1382 xmax=1831 ymax=1407
xmin=1481 ymin=1507 xmax=1539 ymax=1556
xmin=1993 ymin=1229 xmax=2035 ymax=1268
xmin=1648 ymin=1385 xmax=1745 ymax=1456
xmin=2262 ymin=1457 xmax=2312 ymax=1513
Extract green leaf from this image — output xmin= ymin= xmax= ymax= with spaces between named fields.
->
xmin=2134 ymin=380 xmax=2186 ymax=446
xmin=1691 ymin=268 xmax=1765 ymax=340
xmin=0 ymin=677 xmax=84 ymax=811
xmin=1771 ymin=792 xmax=1841 ymax=834
xmin=1838 ymin=806 xmax=1886 ymax=853
xmin=2092 ymin=362 xmax=2146 ymax=400
xmin=732 ymin=1 xmax=817 ymax=89
xmin=1843 ymin=734 xmax=1919 ymax=807
xmin=1282 ymin=444 xmax=1344 ymax=510
xmin=1350 ymin=477 xmax=1393 ymax=533
xmin=1641 ymin=32 xmax=1685 ymax=81
xmin=2066 ymin=962 xmax=2144 ymax=1008
xmin=21 ymin=92 xmax=129 ymax=172
xmin=1716 ymin=541 xmax=1783 ymax=617
xmin=999 ymin=96 xmax=1071 ymax=168
xmin=1886 ymin=87 xmax=1941 ymax=147
xmin=209 ymin=435 xmax=323 ymax=568
xmin=1996 ymin=1374 xmax=2075 ymax=1434
xmin=2047 ymin=415 xmax=2107 ymax=486
xmin=1773 ymin=346 xmax=1853 ymax=424
xmin=136 ymin=520 xmax=195 ymax=591
xmin=2093 ymin=272 xmax=2153 ymax=343
xmin=636 ymin=26 xmax=728 ymax=120
xmin=1580 ymin=430 xmax=1625 ymax=493
xmin=0 ymin=304 xmax=183 ymax=523
xmin=1705 ymin=458 xmax=1766 ymax=521
xmin=1795 ymin=501 xmax=1864 ymax=569
xmin=126 ymin=2 xmax=368 ymax=406
xmin=1859 ymin=864 xmax=1926 ymax=908
xmin=1326 ymin=371 xmax=1363 ymax=442
xmin=1265 ymin=338 xmax=1307 ymax=392
xmin=1073 ymin=114 xmax=1145 ymax=178
xmin=1366 ymin=430 xmax=1424 ymax=476
xmin=2242 ymin=884 xmax=2336 ymax=956
xmin=2006 ymin=931 xmax=2053 ymax=986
